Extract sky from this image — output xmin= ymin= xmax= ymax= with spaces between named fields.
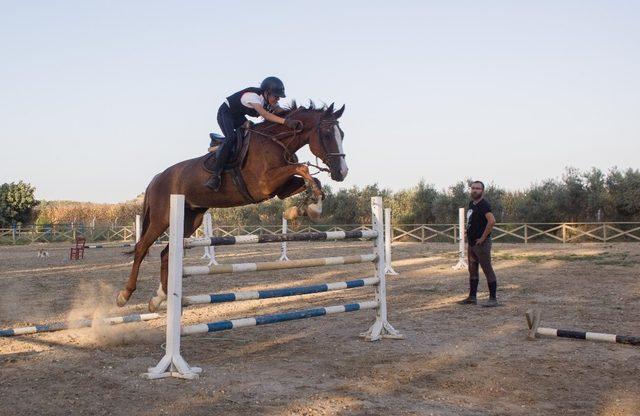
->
xmin=1 ymin=1 xmax=638 ymax=203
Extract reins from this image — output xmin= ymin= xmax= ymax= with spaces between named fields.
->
xmin=246 ymin=114 xmax=340 ymax=175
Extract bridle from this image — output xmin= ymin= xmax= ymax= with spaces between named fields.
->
xmin=247 ymin=113 xmax=344 ymax=175
xmin=318 ymin=120 xmax=345 ymax=159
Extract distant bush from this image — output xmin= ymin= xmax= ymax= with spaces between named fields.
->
xmin=6 ymin=167 xmax=640 ymax=227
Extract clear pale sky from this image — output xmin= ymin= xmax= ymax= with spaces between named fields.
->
xmin=1 ymin=1 xmax=638 ymax=203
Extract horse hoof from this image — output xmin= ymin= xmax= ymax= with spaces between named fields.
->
xmin=284 ymin=206 xmax=301 ymax=221
xmin=116 ymin=290 xmax=130 ymax=307
xmin=148 ymin=297 xmax=165 ymax=313
xmin=306 ymin=207 xmax=322 ymax=221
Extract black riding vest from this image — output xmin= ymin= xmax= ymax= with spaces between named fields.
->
xmin=226 ymin=87 xmax=275 ymax=127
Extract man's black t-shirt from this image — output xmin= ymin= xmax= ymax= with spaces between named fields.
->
xmin=467 ymin=199 xmax=492 ymax=246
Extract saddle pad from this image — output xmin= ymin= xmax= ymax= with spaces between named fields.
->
xmin=202 ymin=135 xmax=252 ymax=174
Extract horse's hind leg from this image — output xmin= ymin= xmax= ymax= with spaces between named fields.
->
xmin=149 ymin=207 xmax=206 ymax=312
xmin=116 ymin=217 xmax=168 ymax=307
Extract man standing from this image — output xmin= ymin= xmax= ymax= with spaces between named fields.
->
xmin=458 ymin=181 xmax=499 ymax=307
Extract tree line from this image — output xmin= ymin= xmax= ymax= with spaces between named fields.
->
xmin=2 ymin=167 xmax=639 ymax=227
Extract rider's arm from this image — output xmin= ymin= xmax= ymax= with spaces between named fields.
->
xmin=249 ymin=103 xmax=286 ymax=124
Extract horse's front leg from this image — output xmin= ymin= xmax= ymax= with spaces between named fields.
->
xmin=267 ymin=164 xmax=323 ymax=199
xmin=267 ymin=164 xmax=324 ymax=220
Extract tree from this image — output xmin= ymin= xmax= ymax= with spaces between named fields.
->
xmin=0 ymin=181 xmax=39 ymax=226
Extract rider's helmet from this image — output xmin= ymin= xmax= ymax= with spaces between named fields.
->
xmin=260 ymin=76 xmax=286 ymax=98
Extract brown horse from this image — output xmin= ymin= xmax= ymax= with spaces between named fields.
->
xmin=117 ymin=103 xmax=347 ymax=311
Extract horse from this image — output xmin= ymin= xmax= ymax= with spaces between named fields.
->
xmin=116 ymin=102 xmax=347 ymax=311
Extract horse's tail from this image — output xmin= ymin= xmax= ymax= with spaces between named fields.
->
xmin=123 ymin=192 xmax=151 ymax=256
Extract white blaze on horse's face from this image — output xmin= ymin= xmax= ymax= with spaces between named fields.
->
xmin=333 ymin=125 xmax=348 ymax=179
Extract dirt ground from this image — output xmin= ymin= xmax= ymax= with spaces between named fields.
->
xmin=1 ymin=240 xmax=639 ymax=416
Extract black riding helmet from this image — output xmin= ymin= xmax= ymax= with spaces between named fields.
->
xmin=260 ymin=76 xmax=286 ymax=98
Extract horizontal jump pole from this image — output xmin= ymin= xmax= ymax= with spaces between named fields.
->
xmin=0 ymin=313 xmax=161 ymax=337
xmin=85 ymin=243 xmax=135 ymax=249
xmin=535 ymin=327 xmax=640 ymax=346
xmin=182 ymin=301 xmax=378 ymax=336
xmin=526 ymin=309 xmax=640 ymax=346
xmin=183 ymin=253 xmax=377 ymax=276
xmin=184 ymin=230 xmax=378 ymax=248
xmin=84 ymin=241 xmax=165 ymax=249
xmin=184 ymin=277 xmax=380 ymax=305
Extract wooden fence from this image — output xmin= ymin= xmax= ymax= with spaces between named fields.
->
xmin=1 ymin=222 xmax=639 ymax=245
xmin=392 ymin=222 xmax=640 ymax=243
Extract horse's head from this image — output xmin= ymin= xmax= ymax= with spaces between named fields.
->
xmin=305 ymin=103 xmax=348 ymax=181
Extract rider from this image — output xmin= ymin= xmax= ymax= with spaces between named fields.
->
xmin=205 ymin=76 xmax=301 ymax=191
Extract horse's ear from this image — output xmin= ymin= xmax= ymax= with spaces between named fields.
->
xmin=325 ymin=103 xmax=335 ymax=116
xmin=334 ymin=104 xmax=345 ymax=119
xmin=308 ymin=99 xmax=315 ymax=110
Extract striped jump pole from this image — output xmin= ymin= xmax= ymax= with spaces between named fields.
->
xmin=526 ymin=309 xmax=640 ymax=346
xmin=0 ymin=313 xmax=160 ymax=337
xmin=85 ymin=243 xmax=136 ymax=249
xmin=452 ymin=208 xmax=468 ymax=270
xmin=143 ymin=195 xmax=402 ymax=380
xmin=184 ymin=229 xmax=378 ymax=248
xmin=182 ymin=301 xmax=378 ymax=335
xmin=384 ymin=208 xmax=398 ymax=275
xmin=84 ymin=242 xmax=164 ymax=249
xmin=184 ymin=277 xmax=380 ymax=306
xmin=183 ymin=254 xmax=376 ymax=276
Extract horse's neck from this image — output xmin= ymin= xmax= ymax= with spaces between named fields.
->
xmin=283 ymin=131 xmax=309 ymax=154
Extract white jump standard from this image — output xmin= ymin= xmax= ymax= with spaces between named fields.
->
xmin=143 ymin=195 xmax=403 ymax=380
xmin=201 ymin=212 xmax=219 ymax=266
xmin=277 ymin=215 xmax=290 ymax=261
xmin=452 ymin=207 xmax=468 ymax=270
xmin=384 ymin=208 xmax=398 ymax=275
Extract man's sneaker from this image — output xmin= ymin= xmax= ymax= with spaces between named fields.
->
xmin=457 ymin=296 xmax=477 ymax=305
xmin=481 ymin=298 xmax=499 ymax=307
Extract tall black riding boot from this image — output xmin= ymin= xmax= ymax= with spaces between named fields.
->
xmin=205 ymin=139 xmax=234 ymax=191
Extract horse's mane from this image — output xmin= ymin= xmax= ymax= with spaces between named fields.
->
xmin=280 ymin=100 xmax=329 ymax=115
xmin=253 ymin=100 xmax=328 ymax=129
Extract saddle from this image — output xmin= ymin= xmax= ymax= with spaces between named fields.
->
xmin=203 ymin=127 xmax=259 ymax=203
